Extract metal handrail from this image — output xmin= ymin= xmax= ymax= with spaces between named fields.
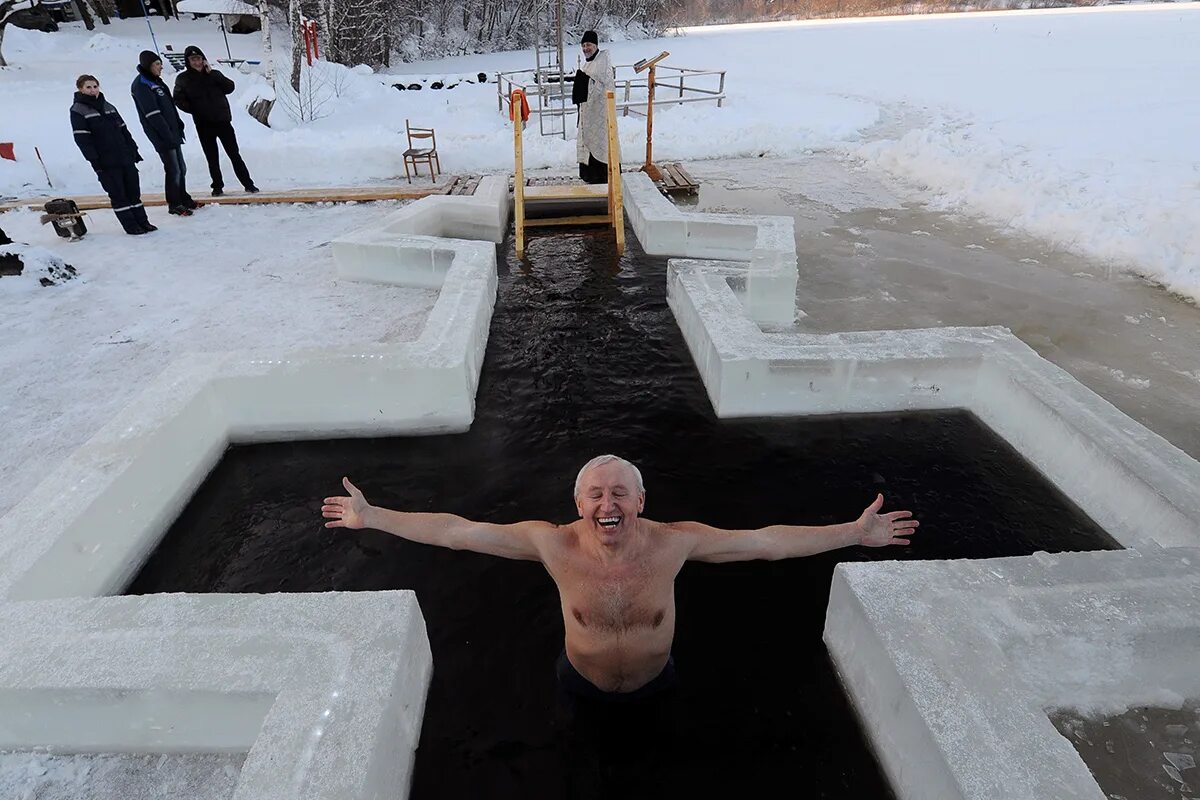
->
xmin=497 ymin=63 xmax=726 ymax=133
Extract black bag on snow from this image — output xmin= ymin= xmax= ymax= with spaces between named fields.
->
xmin=43 ymin=198 xmax=87 ymax=240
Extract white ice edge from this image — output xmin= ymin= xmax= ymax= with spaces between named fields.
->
xmin=665 ymin=257 xmax=1200 ymax=551
xmin=0 ymin=592 xmax=432 ymax=800
xmin=825 ymin=548 xmax=1200 ymax=800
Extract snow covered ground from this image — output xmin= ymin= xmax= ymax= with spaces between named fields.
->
xmin=0 ymin=750 xmax=243 ymax=800
xmin=1 ymin=4 xmax=1197 ymax=298
xmin=0 ymin=4 xmax=1198 ymax=518
xmin=0 ymin=202 xmax=435 ymax=520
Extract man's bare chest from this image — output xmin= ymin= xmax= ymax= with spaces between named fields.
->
xmin=554 ymin=557 xmax=673 ymax=635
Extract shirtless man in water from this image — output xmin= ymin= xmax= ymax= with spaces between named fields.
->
xmin=321 ymin=454 xmax=918 ymax=697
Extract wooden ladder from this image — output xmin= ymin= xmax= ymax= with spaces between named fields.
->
xmin=512 ymin=89 xmax=625 ymax=258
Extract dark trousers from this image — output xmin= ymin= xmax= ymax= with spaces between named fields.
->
xmin=579 ymin=154 xmax=608 ymax=185
xmin=159 ymin=147 xmax=194 ymax=210
xmin=95 ymin=165 xmax=149 ymax=233
xmin=555 ymin=652 xmax=680 ymax=798
xmin=196 ymin=121 xmax=253 ymax=191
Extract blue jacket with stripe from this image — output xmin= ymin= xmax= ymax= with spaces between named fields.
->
xmin=70 ymin=91 xmax=141 ymax=170
xmin=130 ymin=67 xmax=186 ymax=153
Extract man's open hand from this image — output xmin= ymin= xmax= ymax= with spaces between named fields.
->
xmin=322 ymin=477 xmax=369 ymax=529
xmin=856 ymin=494 xmax=918 ymax=547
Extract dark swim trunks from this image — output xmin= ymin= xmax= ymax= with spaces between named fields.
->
xmin=556 ymin=651 xmax=677 ymax=703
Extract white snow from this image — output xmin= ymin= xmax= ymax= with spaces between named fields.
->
xmin=0 ymin=241 xmax=79 ymax=289
xmin=0 ymin=203 xmax=435 ymax=521
xmin=825 ymin=547 xmax=1200 ymax=800
xmin=1 ymin=4 xmax=1197 ymax=297
xmin=0 ymin=751 xmax=243 ymax=800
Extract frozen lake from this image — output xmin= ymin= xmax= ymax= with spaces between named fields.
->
xmin=683 ymin=155 xmax=1200 ymax=460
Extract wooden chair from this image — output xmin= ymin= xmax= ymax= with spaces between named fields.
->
xmin=403 ymin=120 xmax=440 ymax=183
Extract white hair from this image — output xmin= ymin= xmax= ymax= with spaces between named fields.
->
xmin=574 ymin=454 xmax=645 ymax=498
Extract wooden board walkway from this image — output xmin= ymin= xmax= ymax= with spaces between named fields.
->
xmin=0 ymin=181 xmax=456 ymax=213
xmin=655 ymin=162 xmax=699 ymax=196
xmin=0 ymin=167 xmax=696 ymax=213
xmin=502 ymin=161 xmax=698 ymax=198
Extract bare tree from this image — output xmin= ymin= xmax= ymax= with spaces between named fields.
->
xmin=275 ymin=60 xmax=349 ymax=122
xmin=74 ymin=0 xmax=95 ymax=29
xmin=259 ymin=0 xmax=275 ymax=88
xmin=289 ymin=0 xmax=302 ymax=91
xmin=248 ymin=0 xmax=277 ymax=125
xmin=89 ymin=0 xmax=112 ymax=24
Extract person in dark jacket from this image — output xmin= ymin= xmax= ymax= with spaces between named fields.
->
xmin=172 ymin=45 xmax=258 ymax=197
xmin=131 ymin=50 xmax=198 ymax=217
xmin=70 ymin=75 xmax=155 ymax=235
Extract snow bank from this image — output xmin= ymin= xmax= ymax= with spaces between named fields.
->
xmin=0 ymin=242 xmax=79 ymax=292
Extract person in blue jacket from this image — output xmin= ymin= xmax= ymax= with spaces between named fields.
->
xmin=130 ymin=51 xmax=198 ymax=217
xmin=70 ymin=74 xmax=155 ymax=235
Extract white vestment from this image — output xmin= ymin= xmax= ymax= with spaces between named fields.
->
xmin=576 ymin=49 xmax=619 ymax=167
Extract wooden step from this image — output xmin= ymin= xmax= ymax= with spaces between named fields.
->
xmin=521 ymin=184 xmax=609 ymax=200
xmin=524 ymin=214 xmax=613 ymax=228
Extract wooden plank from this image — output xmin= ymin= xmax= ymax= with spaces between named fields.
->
xmin=525 ymin=175 xmax=579 ymax=187
xmin=659 ymin=162 xmax=698 ymax=195
xmin=0 ymin=183 xmax=451 ymax=213
xmin=524 ymin=214 xmax=613 ymax=228
xmin=523 ymin=185 xmax=609 ymax=200
xmin=606 ymin=90 xmax=624 ymax=256
xmin=452 ymin=175 xmax=482 ymax=196
xmin=513 ymin=91 xmax=526 ymax=257
xmin=670 ymin=162 xmax=699 ymax=189
xmin=673 ymin=163 xmax=698 ymax=184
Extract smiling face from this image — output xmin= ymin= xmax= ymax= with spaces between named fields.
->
xmin=581 ymin=41 xmax=597 ymax=59
xmin=575 ymin=460 xmax=645 ymax=549
xmin=187 ymin=54 xmax=204 ymax=71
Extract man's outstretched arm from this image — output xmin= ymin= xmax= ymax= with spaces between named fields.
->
xmin=321 ymin=477 xmax=549 ymax=561
xmin=678 ymin=494 xmax=918 ymax=563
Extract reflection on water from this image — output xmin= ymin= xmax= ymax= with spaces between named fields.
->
xmin=1052 ymin=703 xmax=1200 ymax=800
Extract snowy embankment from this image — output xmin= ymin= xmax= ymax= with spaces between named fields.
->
xmin=0 ymin=203 xmax=436 ymax=521
xmin=1 ymin=4 xmax=1198 ymax=297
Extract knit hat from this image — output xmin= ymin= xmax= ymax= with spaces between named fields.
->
xmin=138 ymin=50 xmax=161 ymax=71
xmin=184 ymin=45 xmax=206 ymax=61
xmin=581 ymin=30 xmax=598 ymax=46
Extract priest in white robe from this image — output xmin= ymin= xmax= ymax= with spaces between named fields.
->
xmin=571 ymin=30 xmax=619 ymax=184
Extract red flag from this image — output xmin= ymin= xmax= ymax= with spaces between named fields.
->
xmin=509 ymin=91 xmax=530 ymax=123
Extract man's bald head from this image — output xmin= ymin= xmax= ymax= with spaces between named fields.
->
xmin=574 ymin=455 xmax=645 ymax=499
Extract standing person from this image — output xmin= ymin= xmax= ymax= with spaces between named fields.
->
xmin=130 ymin=50 xmax=198 ymax=217
xmin=571 ymin=30 xmax=618 ymax=185
xmin=172 ymin=45 xmax=259 ymax=197
xmin=70 ymin=74 xmax=156 ymax=235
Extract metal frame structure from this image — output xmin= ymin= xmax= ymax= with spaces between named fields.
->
xmin=498 ymin=62 xmax=726 ymax=137
xmin=532 ymin=0 xmax=569 ymax=138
